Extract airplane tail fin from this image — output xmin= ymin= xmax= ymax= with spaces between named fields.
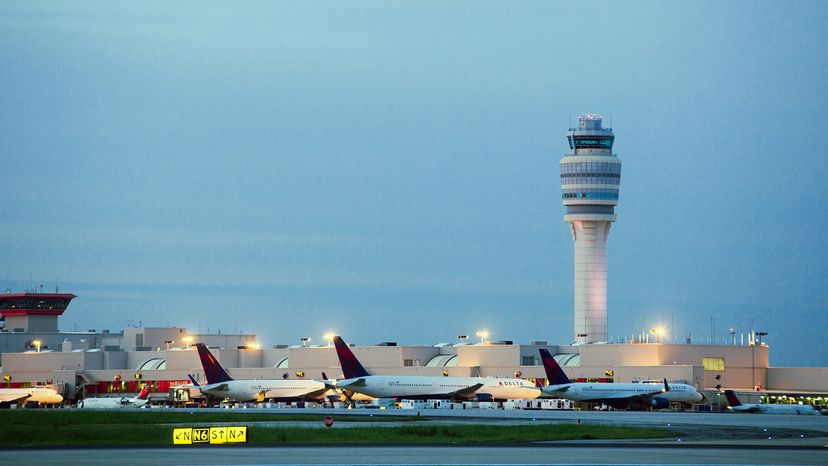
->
xmin=539 ymin=349 xmax=571 ymax=385
xmin=195 ymin=343 xmax=234 ymax=384
xmin=333 ymin=336 xmax=371 ymax=379
xmin=723 ymin=390 xmax=743 ymax=407
xmin=187 ymin=374 xmax=201 ymax=387
xmin=136 ymin=386 xmax=151 ymax=400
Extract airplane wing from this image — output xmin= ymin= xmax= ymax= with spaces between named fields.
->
xmin=601 ymin=383 xmax=667 ymax=401
xmin=301 ymin=387 xmax=333 ymax=401
xmin=449 ymin=383 xmax=484 ymax=399
xmin=638 ymin=380 xmax=670 ymax=400
xmin=739 ymin=405 xmax=763 ymax=413
xmin=320 ymin=374 xmax=336 ymax=389
xmin=603 ymin=388 xmax=666 ymax=400
xmin=340 ymin=378 xmax=367 ymax=388
xmin=0 ymin=393 xmax=32 ymax=404
xmin=544 ymin=385 xmax=571 ymax=393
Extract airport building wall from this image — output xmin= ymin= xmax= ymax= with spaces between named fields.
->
xmin=766 ymin=367 xmax=828 ymax=393
xmin=3 ymin=338 xmax=826 ymax=400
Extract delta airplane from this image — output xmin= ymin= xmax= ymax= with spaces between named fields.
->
xmin=78 ymin=386 xmax=151 ymax=409
xmin=195 ymin=343 xmax=332 ymax=402
xmin=724 ymin=390 xmax=820 ymax=415
xmin=333 ymin=336 xmax=540 ymax=401
xmin=0 ymin=386 xmax=63 ymax=406
xmin=539 ymin=349 xmax=703 ymax=409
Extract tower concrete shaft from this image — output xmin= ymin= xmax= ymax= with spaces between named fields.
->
xmin=560 ymin=114 xmax=621 ymax=344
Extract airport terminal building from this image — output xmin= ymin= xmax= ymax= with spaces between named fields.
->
xmin=1 ymin=291 xmax=826 ymax=406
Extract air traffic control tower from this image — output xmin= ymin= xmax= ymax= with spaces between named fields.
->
xmin=560 ymin=114 xmax=621 ymax=344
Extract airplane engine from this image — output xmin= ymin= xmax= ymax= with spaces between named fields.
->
xmin=476 ymin=393 xmax=494 ymax=402
xmin=120 ymin=397 xmax=131 ymax=404
xmin=650 ymin=397 xmax=670 ymax=410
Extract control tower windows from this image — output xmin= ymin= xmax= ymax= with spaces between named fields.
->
xmin=0 ymin=297 xmax=72 ymax=310
xmin=562 ymin=189 xmax=619 ymax=200
xmin=571 ymin=137 xmax=614 ymax=150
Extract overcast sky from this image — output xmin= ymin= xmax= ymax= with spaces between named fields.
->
xmin=2 ymin=1 xmax=826 ymax=366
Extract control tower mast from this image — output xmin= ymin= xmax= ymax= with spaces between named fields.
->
xmin=560 ymin=114 xmax=621 ymax=344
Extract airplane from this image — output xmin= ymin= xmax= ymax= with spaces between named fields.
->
xmin=78 ymin=386 xmax=151 ymax=409
xmin=723 ymin=390 xmax=820 ymax=415
xmin=194 ymin=343 xmax=332 ymax=402
xmin=332 ymin=336 xmax=540 ymax=401
xmin=0 ymin=386 xmax=63 ymax=406
xmin=538 ymin=349 xmax=703 ymax=410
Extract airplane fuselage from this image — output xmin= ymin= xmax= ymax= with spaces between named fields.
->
xmin=79 ymin=397 xmax=149 ymax=409
xmin=729 ymin=403 xmax=819 ymax=415
xmin=543 ymin=382 xmax=702 ymax=404
xmin=200 ymin=379 xmax=329 ymax=402
xmin=337 ymin=375 xmax=540 ymax=400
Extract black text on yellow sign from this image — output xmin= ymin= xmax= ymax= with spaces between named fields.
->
xmin=173 ymin=426 xmax=248 ymax=445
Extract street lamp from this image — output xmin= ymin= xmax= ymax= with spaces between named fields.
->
xmin=164 ymin=340 xmax=174 ymax=350
xmin=649 ymin=327 xmax=665 ymax=344
xmin=476 ymin=330 xmax=489 ymax=345
xmin=323 ymin=333 xmax=335 ymax=347
xmin=300 ymin=337 xmax=311 ymax=347
xmin=457 ymin=335 xmax=468 ymax=344
xmin=33 ymin=339 xmax=42 ymax=352
xmin=182 ymin=336 xmax=192 ymax=349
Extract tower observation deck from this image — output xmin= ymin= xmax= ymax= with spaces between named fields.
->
xmin=560 ymin=114 xmax=621 ymax=344
xmin=0 ymin=292 xmax=77 ymax=333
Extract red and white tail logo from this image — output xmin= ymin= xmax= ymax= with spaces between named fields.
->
xmin=137 ymin=386 xmax=151 ymax=400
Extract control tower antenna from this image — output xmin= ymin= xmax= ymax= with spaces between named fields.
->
xmin=559 ymin=113 xmax=622 ymax=344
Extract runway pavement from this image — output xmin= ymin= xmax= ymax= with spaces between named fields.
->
xmin=3 ymin=443 xmax=827 ymax=465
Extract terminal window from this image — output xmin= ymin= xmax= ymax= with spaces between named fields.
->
xmin=703 ymin=357 xmax=725 ymax=371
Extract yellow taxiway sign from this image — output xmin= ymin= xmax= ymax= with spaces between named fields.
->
xmin=173 ymin=426 xmax=247 ymax=445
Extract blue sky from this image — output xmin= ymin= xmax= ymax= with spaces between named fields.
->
xmin=2 ymin=1 xmax=826 ymax=366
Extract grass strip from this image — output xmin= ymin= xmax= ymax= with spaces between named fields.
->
xmin=248 ymin=424 xmax=675 ymax=445
xmin=0 ymin=411 xmax=675 ymax=447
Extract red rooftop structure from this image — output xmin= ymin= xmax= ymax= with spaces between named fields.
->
xmin=0 ymin=293 xmax=77 ymax=332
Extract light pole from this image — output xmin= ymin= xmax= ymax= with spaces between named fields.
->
xmin=182 ymin=336 xmax=192 ymax=349
xmin=476 ymin=330 xmax=489 ymax=345
xmin=649 ymin=327 xmax=665 ymax=344
xmin=300 ymin=337 xmax=311 ymax=347
xmin=324 ymin=333 xmax=335 ymax=347
xmin=33 ymin=339 xmax=42 ymax=352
